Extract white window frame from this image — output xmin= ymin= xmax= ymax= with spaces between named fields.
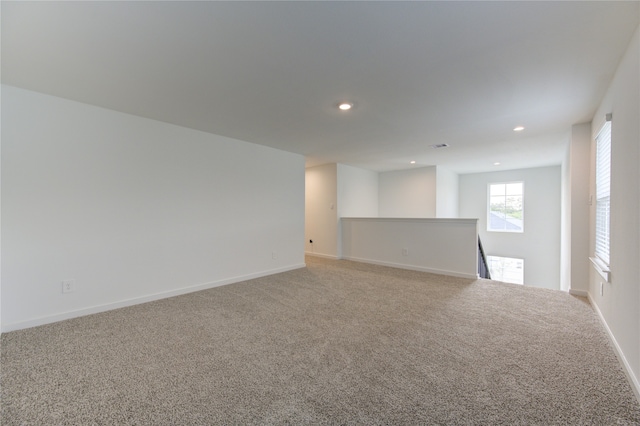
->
xmin=487 ymin=181 xmax=524 ymax=233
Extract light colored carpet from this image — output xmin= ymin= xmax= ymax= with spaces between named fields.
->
xmin=2 ymin=256 xmax=640 ymax=425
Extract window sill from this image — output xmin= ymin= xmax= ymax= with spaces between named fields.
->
xmin=590 ymin=257 xmax=610 ymax=282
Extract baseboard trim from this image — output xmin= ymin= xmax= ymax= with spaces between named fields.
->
xmin=568 ymin=289 xmax=589 ymax=297
xmin=341 ymin=256 xmax=478 ymax=280
xmin=587 ymin=292 xmax=640 ymax=404
xmin=1 ymin=263 xmax=306 ymax=333
xmin=304 ymin=252 xmax=339 ymax=260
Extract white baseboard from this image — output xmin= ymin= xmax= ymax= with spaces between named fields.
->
xmin=1 ymin=263 xmax=306 ymax=333
xmin=304 ymin=252 xmax=339 ymax=260
xmin=568 ymin=289 xmax=589 ymax=297
xmin=587 ymin=292 xmax=640 ymax=404
xmin=341 ymin=256 xmax=478 ymax=280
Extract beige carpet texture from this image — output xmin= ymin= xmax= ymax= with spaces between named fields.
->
xmin=2 ymin=256 xmax=640 ymax=425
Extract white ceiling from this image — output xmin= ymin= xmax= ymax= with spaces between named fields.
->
xmin=2 ymin=1 xmax=639 ymax=174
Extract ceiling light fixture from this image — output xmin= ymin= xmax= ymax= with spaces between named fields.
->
xmin=513 ymin=126 xmax=525 ymax=132
xmin=338 ymin=102 xmax=353 ymax=111
xmin=410 ymin=161 xmax=416 ymax=164
xmin=494 ymin=162 xmax=501 ymax=166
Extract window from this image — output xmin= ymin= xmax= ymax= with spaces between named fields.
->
xmin=487 ymin=255 xmax=524 ymax=285
xmin=595 ymin=116 xmax=612 ymax=265
xmin=488 ymin=182 xmax=523 ymax=232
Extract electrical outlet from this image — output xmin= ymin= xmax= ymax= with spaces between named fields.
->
xmin=402 ymin=248 xmax=409 ymax=256
xmin=62 ymin=279 xmax=75 ymax=294
xmin=272 ymin=252 xmax=277 ymax=260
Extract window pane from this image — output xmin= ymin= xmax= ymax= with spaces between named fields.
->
xmin=595 ymin=197 xmax=610 ymax=264
xmin=595 ymin=120 xmax=611 ymax=264
xmin=506 ymin=182 xmax=522 ymax=196
xmin=487 ymin=256 xmax=524 ymax=284
xmin=488 ymin=182 xmax=523 ymax=232
xmin=490 ymin=184 xmax=505 ymax=197
xmin=505 ymin=196 xmax=522 ymax=217
xmin=490 ymin=196 xmax=505 ymax=211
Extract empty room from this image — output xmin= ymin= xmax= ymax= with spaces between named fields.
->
xmin=2 ymin=1 xmax=640 ymax=424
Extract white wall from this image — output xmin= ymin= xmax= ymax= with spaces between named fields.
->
xmin=342 ymin=218 xmax=478 ymax=279
xmin=1 ymin=85 xmax=305 ymax=331
xmin=561 ymin=141 xmax=571 ymax=292
xmin=436 ymin=166 xmax=459 ymax=218
xmin=588 ymin=25 xmax=640 ymax=394
xmin=305 ymin=163 xmax=338 ymax=258
xmin=563 ymin=123 xmax=591 ymax=293
xmin=336 ymin=164 xmax=378 ymax=258
xmin=378 ymin=166 xmax=437 ymax=217
xmin=305 ymin=163 xmax=378 ymax=258
xmin=337 ymin=164 xmax=378 ymax=218
xmin=0 ymin=84 xmax=3 ymax=332
xmin=459 ymin=166 xmax=561 ymax=290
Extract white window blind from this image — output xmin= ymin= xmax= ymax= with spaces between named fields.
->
xmin=595 ymin=116 xmax=611 ymax=265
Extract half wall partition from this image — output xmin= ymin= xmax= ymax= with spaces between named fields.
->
xmin=341 ymin=218 xmax=479 ymax=279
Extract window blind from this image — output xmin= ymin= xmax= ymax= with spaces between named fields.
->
xmin=595 ymin=116 xmax=611 ymax=265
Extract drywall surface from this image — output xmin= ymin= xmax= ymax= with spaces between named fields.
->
xmin=336 ymin=164 xmax=379 ymax=258
xmin=568 ymin=123 xmax=591 ymax=293
xmin=561 ymin=141 xmax=571 ymax=292
xmin=2 ymin=85 xmax=305 ymax=331
xmin=436 ymin=166 xmax=459 ymax=218
xmin=305 ymin=163 xmax=338 ymax=258
xmin=588 ymin=25 xmax=640 ymax=393
xmin=337 ymin=164 xmax=378 ymax=218
xmin=341 ymin=218 xmax=478 ymax=278
xmin=378 ymin=166 xmax=436 ymax=217
xmin=459 ymin=166 xmax=561 ymax=290
xmin=0 ymin=84 xmax=2 ymax=332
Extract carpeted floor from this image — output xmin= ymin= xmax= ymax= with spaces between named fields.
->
xmin=2 ymin=256 xmax=640 ymax=425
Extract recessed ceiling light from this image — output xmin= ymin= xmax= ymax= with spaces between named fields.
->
xmin=494 ymin=162 xmax=501 ymax=166
xmin=513 ymin=126 xmax=525 ymax=132
xmin=410 ymin=161 xmax=416 ymax=164
xmin=338 ymin=102 xmax=353 ymax=111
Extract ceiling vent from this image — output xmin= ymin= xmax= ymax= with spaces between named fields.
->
xmin=430 ymin=143 xmax=449 ymax=149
